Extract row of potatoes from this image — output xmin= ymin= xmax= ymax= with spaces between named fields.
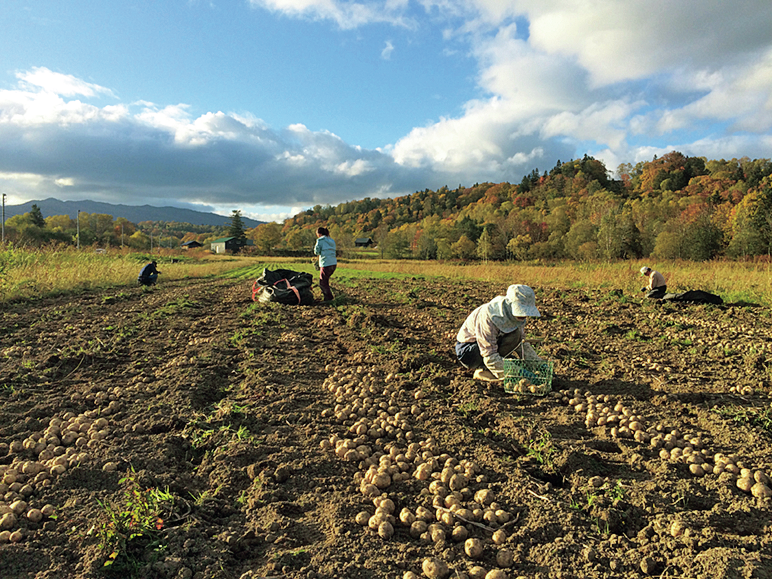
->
xmin=321 ymin=365 xmax=519 ymax=579
xmin=0 ymin=409 xmax=117 ymax=542
xmin=565 ymin=389 xmax=772 ymax=498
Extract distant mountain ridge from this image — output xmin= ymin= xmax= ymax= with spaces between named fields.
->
xmin=3 ymin=198 xmax=263 ymax=228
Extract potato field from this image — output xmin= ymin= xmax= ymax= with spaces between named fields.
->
xmin=1 ymin=274 xmax=771 ymax=579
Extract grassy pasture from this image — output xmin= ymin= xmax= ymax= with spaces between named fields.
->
xmin=229 ymin=256 xmax=772 ymax=306
xmin=0 ymin=245 xmax=253 ymax=302
xmin=2 ymin=245 xmax=771 ymax=305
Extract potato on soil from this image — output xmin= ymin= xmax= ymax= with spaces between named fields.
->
xmin=751 ymin=482 xmax=772 ymax=498
xmin=465 ymin=537 xmax=484 ymax=558
xmin=378 ymin=520 xmax=394 ymax=540
xmin=496 ymin=549 xmax=515 ymax=567
xmin=422 ymin=557 xmax=449 ymax=579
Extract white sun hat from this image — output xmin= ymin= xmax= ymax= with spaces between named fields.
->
xmin=506 ymin=284 xmax=540 ymax=317
xmin=640 ymin=266 xmax=651 ymax=275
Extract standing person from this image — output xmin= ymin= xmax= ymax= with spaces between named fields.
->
xmin=138 ymin=260 xmax=161 ymax=286
xmin=455 ymin=284 xmax=542 ymax=382
xmin=639 ymin=266 xmax=666 ymax=299
xmin=313 ymin=227 xmax=337 ymax=301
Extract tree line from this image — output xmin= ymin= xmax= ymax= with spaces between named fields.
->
xmin=1 ymin=206 xmax=232 ymax=250
xmin=4 ymin=151 xmax=772 ymax=261
xmin=280 ymin=152 xmax=772 ymax=261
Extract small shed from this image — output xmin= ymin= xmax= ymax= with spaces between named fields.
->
xmin=355 ymin=237 xmax=374 ymax=247
xmin=181 ymin=240 xmax=202 ymax=250
xmin=210 ymin=237 xmax=253 ymax=254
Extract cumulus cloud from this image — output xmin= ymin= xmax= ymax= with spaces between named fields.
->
xmin=388 ymin=0 xmax=772 ymax=177
xmin=5 ymin=0 xmax=772 ymax=215
xmin=0 ymin=69 xmax=425 ymax=210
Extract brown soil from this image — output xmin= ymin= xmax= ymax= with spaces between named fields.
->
xmin=1 ymin=275 xmax=771 ymax=579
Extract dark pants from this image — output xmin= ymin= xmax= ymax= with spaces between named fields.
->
xmin=647 ymin=285 xmax=666 ymax=299
xmin=138 ymin=273 xmax=158 ymax=286
xmin=320 ymin=265 xmax=336 ymax=301
xmin=455 ymin=327 xmax=524 ymax=370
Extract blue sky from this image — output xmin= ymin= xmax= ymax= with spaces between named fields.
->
xmin=2 ymin=0 xmax=772 ymax=223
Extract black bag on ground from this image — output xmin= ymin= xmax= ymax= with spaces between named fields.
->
xmin=661 ymin=290 xmax=723 ymax=305
xmin=252 ymin=268 xmax=314 ymax=305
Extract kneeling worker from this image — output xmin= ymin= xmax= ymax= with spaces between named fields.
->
xmin=640 ymin=266 xmax=666 ymax=299
xmin=138 ymin=260 xmax=161 ymax=286
xmin=455 ymin=284 xmax=542 ymax=382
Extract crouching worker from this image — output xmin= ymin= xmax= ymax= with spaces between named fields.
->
xmin=455 ymin=284 xmax=541 ymax=382
xmin=639 ymin=266 xmax=666 ymax=299
xmin=138 ymin=260 xmax=161 ymax=286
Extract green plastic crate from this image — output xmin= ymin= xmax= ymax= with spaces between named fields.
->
xmin=502 ymin=358 xmax=554 ymax=396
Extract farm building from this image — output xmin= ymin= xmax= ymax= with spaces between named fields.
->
xmin=210 ymin=237 xmax=252 ymax=254
xmin=355 ymin=237 xmax=374 ymax=247
xmin=181 ymin=240 xmax=202 ymax=250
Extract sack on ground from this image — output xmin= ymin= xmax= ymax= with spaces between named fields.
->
xmin=252 ymin=268 xmax=314 ymax=305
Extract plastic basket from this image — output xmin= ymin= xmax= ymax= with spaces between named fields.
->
xmin=502 ymin=359 xmax=554 ymax=396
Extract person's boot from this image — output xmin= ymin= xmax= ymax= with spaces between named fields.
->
xmin=473 ymin=368 xmax=499 ymax=382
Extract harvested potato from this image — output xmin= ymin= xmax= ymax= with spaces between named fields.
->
xmin=26 ymin=509 xmax=43 ymax=523
xmin=451 ymin=525 xmax=468 ymax=542
xmin=496 ymin=549 xmax=514 ymax=568
xmin=751 ymin=482 xmax=772 ymax=498
xmin=0 ymin=513 xmax=16 ymax=531
xmin=378 ymin=520 xmax=394 ymax=540
xmin=465 ymin=537 xmax=484 ymax=558
xmin=737 ymin=477 xmax=754 ymax=493
xmin=422 ymin=557 xmax=449 ymax=579
xmin=410 ymin=520 xmax=428 ymax=538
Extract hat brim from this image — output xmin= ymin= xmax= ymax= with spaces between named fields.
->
xmin=511 ymin=304 xmax=540 ymax=317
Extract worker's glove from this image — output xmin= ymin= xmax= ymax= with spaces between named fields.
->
xmin=640 ymin=287 xmax=646 ymax=292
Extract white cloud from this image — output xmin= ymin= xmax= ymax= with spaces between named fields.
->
xmin=5 ymin=1 xmax=772 ymax=215
xmin=0 ymin=71 xmax=415 ymax=208
xmin=247 ymin=0 xmax=413 ymax=29
xmin=16 ymin=67 xmax=116 ymax=99
xmin=381 ymin=40 xmax=395 ymax=60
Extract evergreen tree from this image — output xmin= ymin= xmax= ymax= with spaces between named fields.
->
xmin=228 ymin=210 xmax=247 ymax=248
xmin=29 ymin=204 xmax=46 ymax=228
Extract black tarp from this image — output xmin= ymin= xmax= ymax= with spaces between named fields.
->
xmin=251 ymin=268 xmax=315 ymax=305
xmin=661 ymin=290 xmax=723 ymax=305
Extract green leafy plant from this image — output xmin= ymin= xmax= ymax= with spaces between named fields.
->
xmin=526 ymin=432 xmax=556 ymax=468
xmin=457 ymin=401 xmax=479 ymax=418
xmin=609 ymin=480 xmax=625 ymax=501
xmin=91 ymin=470 xmax=173 ymax=572
xmin=713 ymin=405 xmax=772 ymax=433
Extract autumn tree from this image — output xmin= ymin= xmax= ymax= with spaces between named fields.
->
xmin=452 ymin=235 xmax=477 ymax=260
xmin=250 ymin=222 xmax=283 ymax=254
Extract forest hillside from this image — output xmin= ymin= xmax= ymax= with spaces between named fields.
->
xmin=279 ymin=152 xmax=772 ymax=262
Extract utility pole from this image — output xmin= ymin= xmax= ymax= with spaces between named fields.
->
xmin=76 ymin=210 xmax=81 ymax=250
xmin=121 ymin=223 xmax=124 ymax=248
xmin=1 ymin=193 xmax=5 ymax=244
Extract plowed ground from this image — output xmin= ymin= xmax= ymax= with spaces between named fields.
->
xmin=1 ymin=274 xmax=771 ymax=579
